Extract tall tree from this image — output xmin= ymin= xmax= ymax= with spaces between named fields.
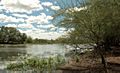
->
xmin=53 ymin=0 xmax=120 ymax=72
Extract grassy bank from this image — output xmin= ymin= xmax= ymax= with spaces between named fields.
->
xmin=6 ymin=55 xmax=66 ymax=72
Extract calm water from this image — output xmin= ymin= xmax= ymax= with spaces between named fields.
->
xmin=0 ymin=44 xmax=68 ymax=70
xmin=0 ymin=44 xmax=67 ymax=60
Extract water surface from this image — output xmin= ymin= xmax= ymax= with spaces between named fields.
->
xmin=0 ymin=44 xmax=67 ymax=60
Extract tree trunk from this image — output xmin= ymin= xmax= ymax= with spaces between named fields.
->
xmin=97 ymin=45 xmax=108 ymax=73
xmin=100 ymin=53 xmax=108 ymax=73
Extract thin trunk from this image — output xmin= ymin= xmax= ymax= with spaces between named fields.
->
xmin=74 ymin=44 xmax=79 ymax=62
xmin=97 ymin=45 xmax=108 ymax=73
xmin=100 ymin=53 xmax=107 ymax=73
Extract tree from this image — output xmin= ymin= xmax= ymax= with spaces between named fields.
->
xmin=53 ymin=0 xmax=120 ymax=72
xmin=0 ymin=26 xmax=27 ymax=44
xmin=25 ymin=36 xmax=33 ymax=43
xmin=21 ymin=33 xmax=27 ymax=43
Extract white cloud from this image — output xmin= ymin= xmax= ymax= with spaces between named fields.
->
xmin=0 ymin=14 xmax=25 ymax=23
xmin=37 ymin=24 xmax=55 ymax=28
xmin=50 ymin=27 xmax=57 ymax=31
xmin=12 ymin=13 xmax=28 ymax=18
xmin=19 ymin=29 xmax=65 ymax=40
xmin=46 ymin=16 xmax=53 ymax=20
xmin=42 ymin=2 xmax=53 ymax=7
xmin=41 ymin=2 xmax=60 ymax=11
xmin=5 ymin=24 xmax=17 ymax=28
xmin=0 ymin=5 xmax=5 ymax=12
xmin=5 ymin=23 xmax=34 ymax=29
xmin=0 ymin=0 xmax=65 ymax=40
xmin=46 ymin=24 xmax=55 ymax=28
xmin=51 ymin=6 xmax=60 ymax=10
xmin=66 ymin=7 xmax=87 ymax=13
xmin=18 ymin=24 xmax=33 ymax=29
xmin=0 ymin=0 xmax=43 ymax=14
xmin=74 ymin=7 xmax=87 ymax=11
xmin=0 ymin=13 xmax=53 ymax=25
xmin=59 ymin=28 xmax=66 ymax=31
xmin=26 ymin=13 xmax=53 ymax=24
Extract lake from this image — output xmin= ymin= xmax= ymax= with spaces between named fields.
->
xmin=0 ymin=44 xmax=68 ymax=70
xmin=0 ymin=44 xmax=68 ymax=60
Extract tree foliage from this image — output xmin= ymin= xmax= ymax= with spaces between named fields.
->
xmin=0 ymin=26 xmax=27 ymax=44
xmin=54 ymin=0 xmax=120 ymax=48
xmin=53 ymin=0 xmax=120 ymax=72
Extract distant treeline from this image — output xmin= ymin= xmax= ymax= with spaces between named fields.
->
xmin=25 ymin=37 xmax=68 ymax=44
xmin=0 ymin=26 xmax=67 ymax=44
xmin=25 ymin=37 xmax=55 ymax=44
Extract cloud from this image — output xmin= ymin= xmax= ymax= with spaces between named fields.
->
xmin=51 ymin=6 xmax=60 ymax=10
xmin=5 ymin=23 xmax=34 ymax=29
xmin=46 ymin=16 xmax=54 ymax=20
xmin=0 ymin=0 xmax=65 ymax=39
xmin=5 ymin=24 xmax=17 ymax=28
xmin=0 ymin=12 xmax=53 ymax=24
xmin=0 ymin=0 xmax=43 ymax=14
xmin=18 ymin=24 xmax=34 ymax=29
xmin=59 ymin=28 xmax=66 ymax=31
xmin=73 ymin=7 xmax=87 ymax=11
xmin=19 ymin=28 xmax=65 ymax=40
xmin=44 ymin=24 xmax=55 ymax=28
xmin=66 ymin=7 xmax=87 ymax=13
xmin=50 ymin=27 xmax=57 ymax=31
xmin=41 ymin=1 xmax=60 ymax=11
xmin=0 ymin=14 xmax=25 ymax=23
xmin=36 ymin=24 xmax=55 ymax=29
xmin=26 ymin=13 xmax=53 ymax=24
xmin=12 ymin=13 xmax=28 ymax=18
xmin=42 ymin=2 xmax=53 ymax=7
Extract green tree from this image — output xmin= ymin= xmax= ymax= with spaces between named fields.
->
xmin=53 ymin=0 xmax=120 ymax=72
xmin=26 ymin=36 xmax=33 ymax=43
xmin=0 ymin=26 xmax=27 ymax=44
xmin=21 ymin=33 xmax=27 ymax=43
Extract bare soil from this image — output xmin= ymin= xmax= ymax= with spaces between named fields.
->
xmin=58 ymin=51 xmax=120 ymax=73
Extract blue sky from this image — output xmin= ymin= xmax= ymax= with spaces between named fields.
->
xmin=0 ymin=0 xmax=83 ymax=39
xmin=0 ymin=0 xmax=68 ymax=40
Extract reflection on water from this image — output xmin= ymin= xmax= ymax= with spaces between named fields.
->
xmin=0 ymin=44 xmax=67 ymax=60
xmin=0 ymin=47 xmax=26 ymax=60
xmin=26 ymin=44 xmax=66 ymax=57
xmin=0 ymin=44 xmax=67 ymax=73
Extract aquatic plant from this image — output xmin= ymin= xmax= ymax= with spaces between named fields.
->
xmin=6 ymin=55 xmax=66 ymax=72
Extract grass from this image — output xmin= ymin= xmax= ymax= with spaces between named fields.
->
xmin=6 ymin=55 xmax=66 ymax=72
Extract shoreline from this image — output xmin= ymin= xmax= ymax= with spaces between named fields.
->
xmin=0 ymin=44 xmax=26 ymax=47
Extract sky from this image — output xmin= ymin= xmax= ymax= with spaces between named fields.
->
xmin=0 ymin=0 xmax=68 ymax=40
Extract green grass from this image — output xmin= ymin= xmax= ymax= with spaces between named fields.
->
xmin=6 ymin=55 xmax=66 ymax=72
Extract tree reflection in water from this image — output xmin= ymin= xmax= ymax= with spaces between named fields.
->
xmin=0 ymin=46 xmax=27 ymax=60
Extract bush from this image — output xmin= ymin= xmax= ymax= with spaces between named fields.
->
xmin=6 ymin=55 xmax=66 ymax=72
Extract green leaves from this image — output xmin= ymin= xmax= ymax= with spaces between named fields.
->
xmin=54 ymin=0 xmax=120 ymax=46
xmin=0 ymin=26 xmax=27 ymax=44
xmin=7 ymin=56 xmax=66 ymax=72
